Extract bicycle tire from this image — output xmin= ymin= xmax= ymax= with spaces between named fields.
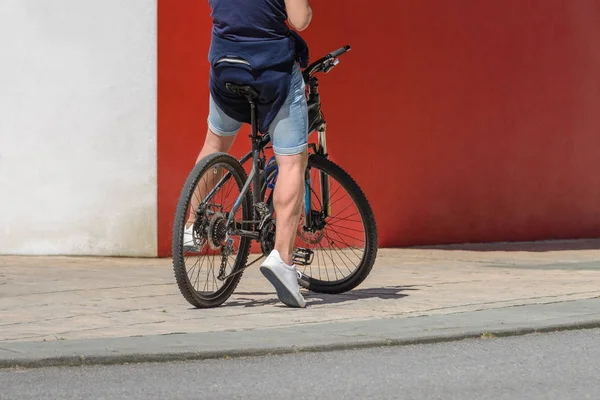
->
xmin=172 ymin=152 xmax=252 ymax=308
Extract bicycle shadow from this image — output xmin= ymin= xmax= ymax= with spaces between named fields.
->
xmin=414 ymin=238 xmax=600 ymax=252
xmin=224 ymin=285 xmax=418 ymax=308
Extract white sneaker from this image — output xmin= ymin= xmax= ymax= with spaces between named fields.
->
xmin=183 ymin=225 xmax=202 ymax=251
xmin=260 ymin=250 xmax=306 ymax=308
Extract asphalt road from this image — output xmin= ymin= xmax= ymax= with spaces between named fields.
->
xmin=2 ymin=329 xmax=600 ymax=400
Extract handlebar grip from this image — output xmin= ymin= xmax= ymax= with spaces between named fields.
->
xmin=328 ymin=45 xmax=351 ymax=59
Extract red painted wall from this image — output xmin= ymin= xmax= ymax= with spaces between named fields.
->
xmin=158 ymin=1 xmax=600 ymax=257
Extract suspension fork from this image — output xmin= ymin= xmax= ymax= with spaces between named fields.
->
xmin=304 ymin=165 xmax=313 ymax=229
xmin=317 ymin=124 xmax=331 ymax=218
xmin=303 ymin=123 xmax=331 ymax=230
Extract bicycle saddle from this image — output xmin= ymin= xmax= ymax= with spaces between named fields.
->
xmin=225 ymin=83 xmax=259 ymax=100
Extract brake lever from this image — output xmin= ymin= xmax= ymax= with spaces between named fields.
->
xmin=323 ymin=58 xmax=340 ymax=74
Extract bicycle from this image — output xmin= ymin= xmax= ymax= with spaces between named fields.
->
xmin=172 ymin=45 xmax=378 ymax=308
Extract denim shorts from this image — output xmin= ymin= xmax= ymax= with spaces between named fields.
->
xmin=207 ymin=63 xmax=308 ymax=156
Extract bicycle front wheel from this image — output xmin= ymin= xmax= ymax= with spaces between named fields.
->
xmin=172 ymin=152 xmax=252 ymax=308
xmin=264 ymin=154 xmax=378 ymax=294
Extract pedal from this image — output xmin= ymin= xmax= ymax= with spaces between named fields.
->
xmin=292 ymin=248 xmax=314 ymax=266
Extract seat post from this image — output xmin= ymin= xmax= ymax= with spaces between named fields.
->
xmin=248 ymin=97 xmax=259 ymax=142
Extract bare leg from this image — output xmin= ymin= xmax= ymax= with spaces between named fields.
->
xmin=187 ymin=129 xmax=236 ymax=225
xmin=273 ymin=150 xmax=308 ymax=265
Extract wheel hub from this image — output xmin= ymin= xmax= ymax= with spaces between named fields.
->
xmin=297 ymin=211 xmax=326 ymax=244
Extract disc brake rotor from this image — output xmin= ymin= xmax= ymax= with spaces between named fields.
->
xmin=296 ymin=212 xmax=326 ymax=244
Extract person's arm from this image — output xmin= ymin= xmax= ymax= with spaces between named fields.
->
xmin=284 ymin=0 xmax=312 ymax=31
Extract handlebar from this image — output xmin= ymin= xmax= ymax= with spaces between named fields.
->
xmin=303 ymin=45 xmax=351 ymax=81
xmin=329 ymin=45 xmax=351 ymax=59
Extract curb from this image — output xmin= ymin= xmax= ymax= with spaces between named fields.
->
xmin=2 ymin=315 xmax=600 ymax=369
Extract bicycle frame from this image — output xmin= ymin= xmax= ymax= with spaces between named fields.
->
xmin=202 ymin=114 xmax=329 ymax=241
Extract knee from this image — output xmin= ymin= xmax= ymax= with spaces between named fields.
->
xmin=203 ymin=129 xmax=236 ymax=153
xmin=276 ymin=152 xmax=308 ymax=174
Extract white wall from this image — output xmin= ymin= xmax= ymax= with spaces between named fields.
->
xmin=0 ymin=0 xmax=157 ymax=256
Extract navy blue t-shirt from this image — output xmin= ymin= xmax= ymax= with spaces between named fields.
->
xmin=207 ymin=0 xmax=308 ymax=134
xmin=209 ymin=0 xmax=289 ymax=41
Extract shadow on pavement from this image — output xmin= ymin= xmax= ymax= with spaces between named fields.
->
xmin=413 ymin=239 xmax=600 ymax=253
xmin=224 ymin=286 xmax=418 ymax=308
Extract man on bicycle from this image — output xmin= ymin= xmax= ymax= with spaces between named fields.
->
xmin=188 ymin=0 xmax=313 ymax=308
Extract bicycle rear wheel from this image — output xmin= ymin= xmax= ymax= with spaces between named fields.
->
xmin=264 ymin=154 xmax=378 ymax=294
xmin=172 ymin=152 xmax=252 ymax=308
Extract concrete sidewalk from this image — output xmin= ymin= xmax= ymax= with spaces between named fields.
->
xmin=1 ymin=239 xmax=600 ymax=367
